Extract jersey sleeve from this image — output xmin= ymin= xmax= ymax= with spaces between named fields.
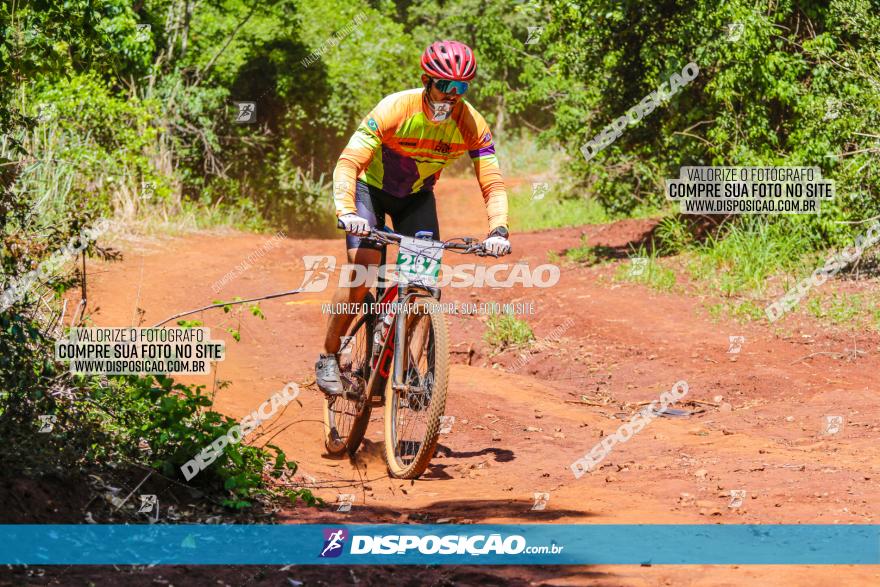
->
xmin=333 ymin=98 xmax=394 ymax=216
xmin=462 ymin=105 xmax=509 ymax=231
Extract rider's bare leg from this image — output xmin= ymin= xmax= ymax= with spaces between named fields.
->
xmin=322 ymin=247 xmax=382 ymax=354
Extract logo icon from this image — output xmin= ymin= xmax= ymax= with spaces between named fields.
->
xmin=141 ymin=181 xmax=155 ymax=201
xmin=298 ymin=256 xmax=336 ymax=292
xmin=38 ymin=414 xmax=57 ymax=433
xmin=728 ymin=489 xmax=746 ymax=508
xmin=531 ymin=491 xmax=550 ymax=511
xmin=824 ymin=97 xmax=841 ymax=121
xmin=727 ymin=335 xmax=745 ymax=354
xmin=36 ymin=103 xmax=56 ymax=123
xmin=339 ymin=336 xmax=354 ymax=359
xmin=439 ymin=415 xmax=455 ymax=434
xmin=526 ymin=26 xmax=544 ymax=45
xmin=531 ymin=182 xmax=549 ymax=201
xmin=822 ymin=415 xmax=844 ymax=435
xmin=234 ymin=101 xmax=257 ymax=124
xmin=319 ymin=528 xmax=348 ymax=557
xmin=138 ymin=494 xmax=158 ymax=514
xmin=629 ymin=257 xmax=649 ymax=277
xmin=136 ymin=24 xmax=151 ymax=42
xmin=726 ymin=22 xmax=744 ymax=42
xmin=336 ymin=494 xmax=355 ymax=513
xmin=333 ymin=180 xmax=352 ymax=199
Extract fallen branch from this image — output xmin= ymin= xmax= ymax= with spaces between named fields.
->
xmin=153 ymin=288 xmax=303 ymax=327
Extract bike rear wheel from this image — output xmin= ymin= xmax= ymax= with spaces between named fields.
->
xmin=323 ymin=294 xmax=375 ymax=457
xmin=383 ymin=297 xmax=449 ymax=479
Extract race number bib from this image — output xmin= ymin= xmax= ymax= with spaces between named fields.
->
xmin=396 ymin=237 xmax=443 ymax=286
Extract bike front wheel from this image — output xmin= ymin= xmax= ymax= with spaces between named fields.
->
xmin=383 ymin=297 xmax=449 ymax=479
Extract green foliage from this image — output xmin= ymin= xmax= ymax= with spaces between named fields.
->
xmin=2 ymin=0 xmax=411 ymax=236
xmin=493 ymin=130 xmax=567 ymax=178
xmin=484 ymin=310 xmax=535 ymax=351
xmin=0 ymin=109 xmax=308 ymax=513
xmin=90 ymin=374 xmax=301 ymax=508
xmin=536 ymin=0 xmax=880 ymax=241
xmin=6 ymin=0 xmax=880 ymax=249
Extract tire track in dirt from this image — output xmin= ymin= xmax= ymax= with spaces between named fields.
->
xmin=83 ymin=178 xmax=880 ymax=585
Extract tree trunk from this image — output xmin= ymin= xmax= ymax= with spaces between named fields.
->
xmin=181 ymin=0 xmax=193 ymax=59
xmin=494 ymin=93 xmax=505 ymax=138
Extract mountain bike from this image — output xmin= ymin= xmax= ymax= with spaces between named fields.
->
xmin=322 ymin=224 xmax=502 ymax=479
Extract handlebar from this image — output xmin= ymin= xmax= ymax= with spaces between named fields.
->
xmin=336 ymin=219 xmax=505 ymax=258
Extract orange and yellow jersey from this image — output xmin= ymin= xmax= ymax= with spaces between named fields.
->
xmin=333 ymin=88 xmax=508 ymax=230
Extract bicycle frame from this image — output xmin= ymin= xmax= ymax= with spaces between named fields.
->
xmin=365 ymin=280 xmax=438 ymax=406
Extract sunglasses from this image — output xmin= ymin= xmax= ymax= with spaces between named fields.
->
xmin=431 ymin=78 xmax=470 ymax=95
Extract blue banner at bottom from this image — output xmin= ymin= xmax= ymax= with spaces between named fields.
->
xmin=1 ymin=524 xmax=878 ymax=565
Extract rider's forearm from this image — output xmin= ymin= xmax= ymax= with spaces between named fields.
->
xmin=473 ymin=158 xmax=509 ymax=230
xmin=333 ymin=123 xmax=380 ymax=216
xmin=332 ymin=158 xmax=361 ymax=217
xmin=484 ymin=189 xmax=509 ymax=231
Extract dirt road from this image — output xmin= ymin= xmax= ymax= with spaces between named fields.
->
xmin=85 ymin=178 xmax=880 ymax=585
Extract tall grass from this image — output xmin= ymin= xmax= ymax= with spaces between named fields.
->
xmin=484 ymin=310 xmax=535 ymax=351
xmin=686 ymin=217 xmax=818 ymax=296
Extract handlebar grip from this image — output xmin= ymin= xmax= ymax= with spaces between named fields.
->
xmin=337 ymin=219 xmax=345 ymax=229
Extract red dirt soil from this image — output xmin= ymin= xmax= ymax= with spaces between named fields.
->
xmin=21 ymin=177 xmax=880 ymax=586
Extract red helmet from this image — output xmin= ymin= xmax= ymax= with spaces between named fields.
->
xmin=420 ymin=40 xmax=477 ymax=81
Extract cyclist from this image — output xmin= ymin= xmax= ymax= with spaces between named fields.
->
xmin=315 ymin=40 xmax=511 ymax=396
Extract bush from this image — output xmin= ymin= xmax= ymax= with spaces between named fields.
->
xmin=538 ymin=0 xmax=880 ymax=244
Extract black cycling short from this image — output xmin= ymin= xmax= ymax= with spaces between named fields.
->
xmin=345 ymin=180 xmax=440 ymax=251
